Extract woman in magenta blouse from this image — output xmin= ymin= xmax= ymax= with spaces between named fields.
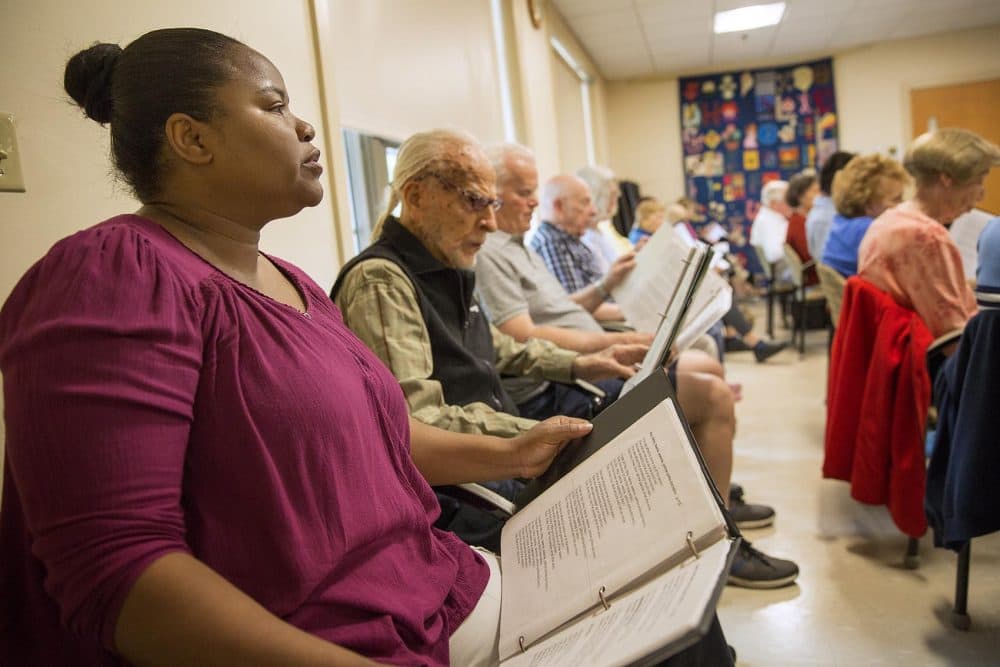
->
xmin=2 ymin=28 xmax=738 ymax=667
xmin=0 ymin=29 xmax=596 ymax=666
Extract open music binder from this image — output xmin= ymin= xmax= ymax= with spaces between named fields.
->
xmin=500 ymin=370 xmax=739 ymax=666
xmin=612 ymin=226 xmax=713 ymax=338
xmin=616 ymin=231 xmax=723 ymax=397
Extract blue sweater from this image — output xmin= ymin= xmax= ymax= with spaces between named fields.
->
xmin=821 ymin=213 xmax=874 ymax=277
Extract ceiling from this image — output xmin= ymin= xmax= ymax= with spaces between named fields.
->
xmin=550 ymin=0 xmax=1000 ymax=80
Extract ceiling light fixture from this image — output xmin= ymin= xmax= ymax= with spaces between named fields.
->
xmin=713 ymin=2 xmax=786 ymax=34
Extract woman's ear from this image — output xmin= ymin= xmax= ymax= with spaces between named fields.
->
xmin=163 ymin=113 xmax=214 ymax=166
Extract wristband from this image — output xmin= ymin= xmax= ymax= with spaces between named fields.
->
xmin=595 ymin=281 xmax=609 ymax=300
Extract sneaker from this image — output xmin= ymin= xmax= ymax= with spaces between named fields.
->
xmin=728 ymin=540 xmax=799 ymax=589
xmin=729 ymin=485 xmax=775 ymax=529
xmin=753 ymin=339 xmax=789 ymax=362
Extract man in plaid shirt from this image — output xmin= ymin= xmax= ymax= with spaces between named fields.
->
xmin=528 ymin=175 xmax=635 ymax=323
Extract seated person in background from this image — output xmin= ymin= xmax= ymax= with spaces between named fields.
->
xmin=331 ymin=130 xmax=646 ymax=547
xmin=632 ymin=194 xmax=789 ymax=362
xmin=806 ymin=151 xmax=856 ymax=259
xmin=947 ymin=207 xmax=994 ymax=284
xmin=749 ymin=180 xmax=791 ymax=266
xmin=822 ymin=153 xmax=909 ymax=277
xmin=925 ymin=215 xmax=1000 ymax=550
xmin=476 ymin=143 xmax=801 ymax=589
xmin=680 ymin=196 xmax=758 ymax=299
xmin=577 ymin=164 xmax=633 ymax=272
xmin=528 ymin=175 xmax=638 ymax=323
xmin=977 ymin=216 xmax=1000 ymax=287
xmin=721 ymin=305 xmax=790 ymax=363
xmin=668 ymin=201 xmax=703 ymax=246
xmin=859 ymin=127 xmax=1000 ymax=343
xmin=628 ymin=197 xmax=668 ymax=245
xmin=784 ymin=169 xmax=820 ymax=285
xmin=1 ymin=29 xmax=619 ymax=667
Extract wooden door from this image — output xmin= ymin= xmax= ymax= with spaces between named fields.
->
xmin=910 ymin=78 xmax=1000 ymax=215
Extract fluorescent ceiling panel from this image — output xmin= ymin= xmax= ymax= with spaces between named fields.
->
xmin=714 ymin=2 xmax=786 ymax=34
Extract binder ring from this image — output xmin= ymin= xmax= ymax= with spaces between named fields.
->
xmin=686 ymin=531 xmax=701 ymax=559
xmin=598 ymin=585 xmax=611 ymax=611
xmin=519 ymin=636 xmax=526 ymax=653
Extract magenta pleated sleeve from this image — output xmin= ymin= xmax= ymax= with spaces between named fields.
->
xmin=0 ymin=215 xmax=488 ymax=666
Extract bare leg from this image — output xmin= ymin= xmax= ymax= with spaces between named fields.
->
xmin=677 ymin=349 xmax=742 ymax=401
xmin=674 ymin=369 xmax=735 ymax=502
xmin=677 ymin=348 xmax=725 ymax=379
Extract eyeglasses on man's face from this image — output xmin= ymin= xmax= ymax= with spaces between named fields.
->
xmin=428 ymin=173 xmax=503 ymax=213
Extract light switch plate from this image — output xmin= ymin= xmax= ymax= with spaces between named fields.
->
xmin=0 ymin=113 xmax=27 ymax=193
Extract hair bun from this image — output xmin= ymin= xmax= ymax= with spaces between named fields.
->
xmin=64 ymin=42 xmax=123 ymax=124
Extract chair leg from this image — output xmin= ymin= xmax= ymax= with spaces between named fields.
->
xmin=767 ymin=290 xmax=774 ymax=338
xmin=798 ymin=286 xmax=807 ymax=356
xmin=953 ymin=542 xmax=971 ymax=630
xmin=904 ymin=537 xmax=920 ymax=569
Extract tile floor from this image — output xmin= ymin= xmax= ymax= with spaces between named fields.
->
xmin=716 ymin=312 xmax=1000 ymax=666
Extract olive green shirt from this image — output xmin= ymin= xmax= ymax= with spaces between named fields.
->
xmin=335 ymin=258 xmax=579 ymax=437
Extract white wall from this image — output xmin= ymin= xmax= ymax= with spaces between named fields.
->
xmin=604 ymin=25 xmax=1000 ymax=201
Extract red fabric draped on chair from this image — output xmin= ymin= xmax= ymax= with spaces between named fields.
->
xmin=823 ymin=276 xmax=933 ymax=538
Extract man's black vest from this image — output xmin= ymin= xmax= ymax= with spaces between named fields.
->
xmin=331 ymin=217 xmax=520 ymax=416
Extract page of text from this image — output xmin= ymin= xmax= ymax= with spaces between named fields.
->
xmin=675 ymin=272 xmax=732 ymax=352
xmin=612 ymin=227 xmax=704 ymax=335
xmin=498 ymin=398 xmax=725 ymax=659
xmin=501 ymin=538 xmax=732 ymax=667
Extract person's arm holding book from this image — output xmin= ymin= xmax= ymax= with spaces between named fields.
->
xmin=568 ymin=252 xmax=636 ymax=316
xmin=408 ymin=416 xmax=592 ymax=485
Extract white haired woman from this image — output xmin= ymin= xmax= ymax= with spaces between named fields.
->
xmin=858 ymin=127 xmax=1000 ymax=343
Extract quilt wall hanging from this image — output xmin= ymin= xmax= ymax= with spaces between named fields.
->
xmin=679 ymin=58 xmax=839 ymax=274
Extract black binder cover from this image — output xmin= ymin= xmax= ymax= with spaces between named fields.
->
xmin=515 ymin=368 xmax=738 ymax=540
xmin=509 ymin=368 xmax=740 ymax=666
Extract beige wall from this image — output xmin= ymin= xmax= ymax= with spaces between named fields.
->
xmin=328 ymin=0 xmax=505 ymax=145
xmin=606 ymin=79 xmax=684 ymax=201
xmin=546 ymin=7 xmax=611 ymax=170
xmin=509 ymin=1 xmax=561 ymax=182
xmin=604 ymin=25 xmax=1000 ymax=201
xmin=1 ymin=0 xmax=341 ymax=301
xmin=552 ymin=54 xmax=589 ymax=174
xmin=0 ymin=0 xmax=345 ymax=484
xmin=0 ymin=0 xmax=610 ymax=461
xmin=506 ymin=1 xmax=611 ymax=182
xmin=834 ymin=26 xmax=1000 ymax=156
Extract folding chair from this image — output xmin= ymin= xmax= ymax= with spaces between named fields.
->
xmin=816 ymin=263 xmax=846 ymax=354
xmin=925 ymin=300 xmax=1000 ymax=630
xmin=823 ymin=277 xmax=934 ymax=565
xmin=752 ymin=244 xmax=796 ymax=338
xmin=783 ymin=243 xmax=825 ymax=356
